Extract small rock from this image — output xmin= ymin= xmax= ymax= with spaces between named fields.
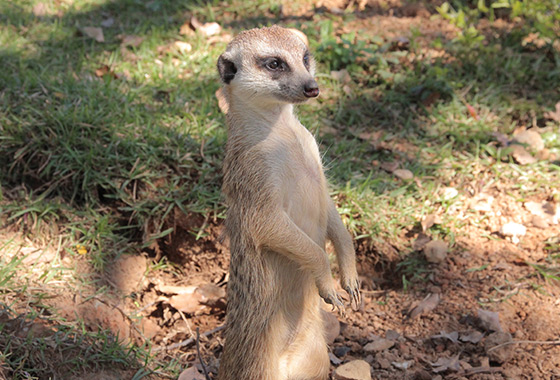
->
xmin=513 ymin=130 xmax=544 ymax=151
xmin=364 ymin=338 xmax=394 ymax=352
xmin=380 ymin=161 xmax=399 ymax=173
xmin=485 ymin=331 xmax=513 ymax=364
xmin=333 ymin=346 xmax=352 ymax=357
xmin=139 ymin=318 xmax=161 ymax=340
xmin=532 ymin=215 xmax=549 ymax=229
xmin=377 ymin=356 xmax=391 ymax=370
xmin=500 ymin=222 xmax=526 ymax=237
xmin=393 ymin=169 xmax=413 ymax=180
xmin=329 ymin=352 xmax=342 ymax=365
xmin=333 ymin=360 xmax=372 ymax=380
xmin=423 ymin=240 xmax=448 ymax=264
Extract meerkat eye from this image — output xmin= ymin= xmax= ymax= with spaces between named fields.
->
xmin=303 ymin=52 xmax=310 ymax=69
xmin=265 ymin=59 xmax=281 ymax=71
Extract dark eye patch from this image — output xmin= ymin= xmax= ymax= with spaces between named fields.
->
xmin=257 ymin=57 xmax=290 ymax=73
xmin=303 ymin=51 xmax=310 ymax=70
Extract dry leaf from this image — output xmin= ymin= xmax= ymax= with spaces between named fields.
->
xmin=178 ymin=367 xmax=205 ymax=380
xmin=101 ymin=18 xmax=114 ymax=27
xmin=431 ymin=354 xmax=461 ymax=373
xmin=81 ymin=27 xmax=105 ymax=43
xmin=431 ymin=331 xmax=459 ymax=343
xmin=485 ymin=331 xmax=513 ymax=363
xmin=407 ymin=293 xmax=440 ymax=319
xmin=511 ymin=144 xmax=537 ymax=165
xmin=175 ymin=41 xmax=193 ymax=53
xmin=544 ymin=102 xmax=560 ymax=122
xmin=120 ymin=34 xmax=144 ymax=47
xmin=477 ymin=309 xmax=503 ymax=332
xmin=32 ymin=3 xmax=49 ymax=17
xmin=331 ymin=69 xmax=352 ymax=84
xmin=460 ymin=330 xmax=484 ymax=344
xmin=380 ymin=161 xmax=399 ymax=173
xmin=393 ymin=169 xmax=413 ymax=180
xmin=421 ymin=214 xmax=442 ymax=232
xmin=190 ymin=16 xmax=221 ymax=37
xmin=413 ymin=232 xmax=431 ymax=251
xmin=94 ymin=65 xmax=117 ymax=78
xmin=364 ymin=338 xmax=394 ymax=352
xmin=513 ymin=130 xmax=544 ymax=151
xmin=392 ymin=360 xmax=414 ymax=370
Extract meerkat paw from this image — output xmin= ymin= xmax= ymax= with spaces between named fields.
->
xmin=319 ymin=287 xmax=345 ymax=317
xmin=342 ymin=278 xmax=362 ymax=311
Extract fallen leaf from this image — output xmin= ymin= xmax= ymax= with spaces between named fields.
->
xmin=421 ymin=214 xmax=442 ymax=232
xmin=331 ymin=69 xmax=352 ymax=84
xmin=364 ymin=338 xmax=394 ymax=352
xmin=380 ymin=161 xmax=399 ymax=173
xmin=477 ymin=309 xmax=503 ymax=332
xmin=32 ymin=3 xmax=49 ymax=16
xmin=431 ymin=331 xmax=459 ymax=344
xmin=485 ymin=331 xmax=513 ymax=364
xmin=178 ymin=366 xmax=205 ymax=380
xmin=492 ymin=132 xmax=511 ymax=147
xmin=168 ymin=292 xmax=204 ymax=314
xmin=413 ymin=233 xmax=431 ymax=251
xmin=513 ymin=130 xmax=544 ymax=151
xmin=101 ymin=18 xmax=114 ymax=27
xmin=441 ymin=187 xmax=458 ymax=200
xmin=460 ymin=330 xmax=484 ymax=344
xmin=94 ymin=65 xmax=117 ymax=79
xmin=120 ymin=34 xmax=144 ymax=47
xmin=175 ymin=41 xmax=193 ymax=53
xmin=525 ymin=201 xmax=558 ymax=225
xmin=81 ymin=26 xmax=105 ymax=43
xmin=329 ymin=352 xmax=342 ymax=365
xmin=431 ymin=354 xmax=461 ymax=373
xmin=424 ymin=240 xmax=448 ymax=264
xmin=393 ymin=169 xmax=413 ymax=180
xmin=544 ymin=102 xmax=560 ymax=122
xmin=190 ymin=16 xmax=221 ymax=37
xmin=392 ymin=360 xmax=414 ymax=370
xmin=511 ymin=144 xmax=537 ymax=165
xmin=407 ymin=293 xmax=440 ymax=319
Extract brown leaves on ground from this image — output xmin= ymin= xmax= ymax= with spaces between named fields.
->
xmin=406 ymin=293 xmax=440 ymax=319
xmin=81 ymin=26 xmax=104 ymax=43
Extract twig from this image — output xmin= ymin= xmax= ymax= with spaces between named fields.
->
xmin=487 ymin=339 xmax=560 ymax=352
xmin=196 ymin=328 xmax=211 ymax=380
xmin=153 ymin=324 xmax=225 ymax=352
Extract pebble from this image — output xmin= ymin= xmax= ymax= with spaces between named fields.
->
xmin=364 ymin=338 xmax=395 ymax=352
xmin=500 ymin=222 xmax=527 ymax=237
xmin=532 ymin=215 xmax=549 ymax=229
xmin=333 ymin=360 xmax=372 ymax=380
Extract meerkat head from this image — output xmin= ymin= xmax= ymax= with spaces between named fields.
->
xmin=217 ymin=25 xmax=319 ymax=106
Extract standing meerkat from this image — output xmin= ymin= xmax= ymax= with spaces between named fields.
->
xmin=217 ymin=25 xmax=361 ymax=380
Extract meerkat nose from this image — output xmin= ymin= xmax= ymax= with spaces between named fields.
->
xmin=303 ymin=80 xmax=320 ymax=98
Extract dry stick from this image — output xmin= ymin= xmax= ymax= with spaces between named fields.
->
xmin=487 ymin=339 xmax=560 ymax=352
xmin=196 ymin=327 xmax=211 ymax=380
xmin=154 ymin=324 xmax=225 ymax=352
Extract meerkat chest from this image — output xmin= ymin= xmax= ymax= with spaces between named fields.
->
xmin=277 ymin=125 xmax=328 ymax=241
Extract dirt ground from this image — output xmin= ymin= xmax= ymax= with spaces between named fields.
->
xmin=2 ymin=1 xmax=560 ymax=380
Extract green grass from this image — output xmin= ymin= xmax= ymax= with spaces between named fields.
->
xmin=1 ymin=0 xmax=559 ymax=377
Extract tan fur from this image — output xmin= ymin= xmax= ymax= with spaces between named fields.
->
xmin=217 ymin=25 xmax=361 ymax=380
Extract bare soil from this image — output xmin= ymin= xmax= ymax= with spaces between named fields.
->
xmin=2 ymin=2 xmax=559 ymax=380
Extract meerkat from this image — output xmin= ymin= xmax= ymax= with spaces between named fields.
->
xmin=216 ymin=25 xmax=361 ymax=380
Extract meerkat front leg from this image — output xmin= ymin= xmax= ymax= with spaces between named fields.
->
xmin=327 ymin=200 xmax=361 ymax=309
xmin=256 ymin=209 xmax=345 ymax=310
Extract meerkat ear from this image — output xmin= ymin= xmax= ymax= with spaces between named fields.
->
xmin=217 ymin=54 xmax=237 ymax=84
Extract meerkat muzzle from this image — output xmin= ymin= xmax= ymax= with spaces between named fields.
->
xmin=303 ymin=80 xmax=320 ymax=98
